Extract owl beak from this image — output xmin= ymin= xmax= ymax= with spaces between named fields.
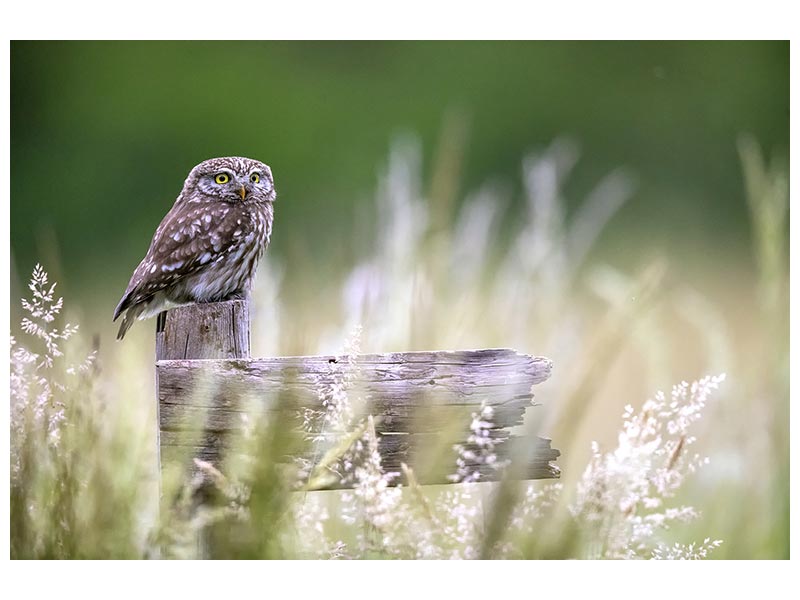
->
xmin=238 ymin=184 xmax=247 ymax=200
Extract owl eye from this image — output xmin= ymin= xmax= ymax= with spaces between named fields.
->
xmin=214 ymin=173 xmax=230 ymax=184
xmin=250 ymin=173 xmax=260 ymax=184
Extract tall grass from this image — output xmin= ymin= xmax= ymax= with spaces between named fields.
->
xmin=11 ymin=266 xmax=151 ymax=558
xmin=9 ymin=136 xmax=787 ymax=559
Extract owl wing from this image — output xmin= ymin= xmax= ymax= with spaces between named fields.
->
xmin=113 ymin=201 xmax=242 ymax=321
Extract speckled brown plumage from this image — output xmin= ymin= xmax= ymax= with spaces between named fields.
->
xmin=113 ymin=157 xmax=276 ymax=339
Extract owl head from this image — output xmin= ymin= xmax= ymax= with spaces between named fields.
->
xmin=179 ymin=156 xmax=276 ymax=205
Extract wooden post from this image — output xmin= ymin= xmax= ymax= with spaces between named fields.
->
xmin=155 ymin=298 xmax=250 ymax=476
xmin=155 ymin=299 xmax=250 ymax=557
xmin=156 ymin=300 xmax=250 ymax=361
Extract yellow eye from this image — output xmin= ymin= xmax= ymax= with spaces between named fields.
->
xmin=250 ymin=173 xmax=260 ymax=184
xmin=214 ymin=173 xmax=230 ymax=184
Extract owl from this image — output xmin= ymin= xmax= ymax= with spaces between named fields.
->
xmin=113 ymin=156 xmax=276 ymax=340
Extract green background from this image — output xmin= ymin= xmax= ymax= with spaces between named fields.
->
xmin=11 ymin=41 xmax=789 ymax=314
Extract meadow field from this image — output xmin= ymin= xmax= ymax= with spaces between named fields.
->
xmin=10 ymin=41 xmax=789 ymax=559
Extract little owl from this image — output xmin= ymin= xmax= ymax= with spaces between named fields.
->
xmin=113 ymin=156 xmax=276 ymax=339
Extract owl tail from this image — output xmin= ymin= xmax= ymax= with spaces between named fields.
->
xmin=116 ymin=304 xmax=144 ymax=340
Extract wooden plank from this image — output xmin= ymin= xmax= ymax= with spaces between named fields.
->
xmin=159 ymin=429 xmax=560 ymax=465
xmin=161 ymin=438 xmax=561 ymax=487
xmin=157 ymin=349 xmax=551 ymax=420
xmin=157 ymin=399 xmax=535 ymax=433
xmin=158 ymin=408 xmax=562 ymax=485
xmin=158 ymin=349 xmax=551 ymax=388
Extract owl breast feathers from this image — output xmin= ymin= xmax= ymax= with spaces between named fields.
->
xmin=113 ymin=156 xmax=276 ymax=339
